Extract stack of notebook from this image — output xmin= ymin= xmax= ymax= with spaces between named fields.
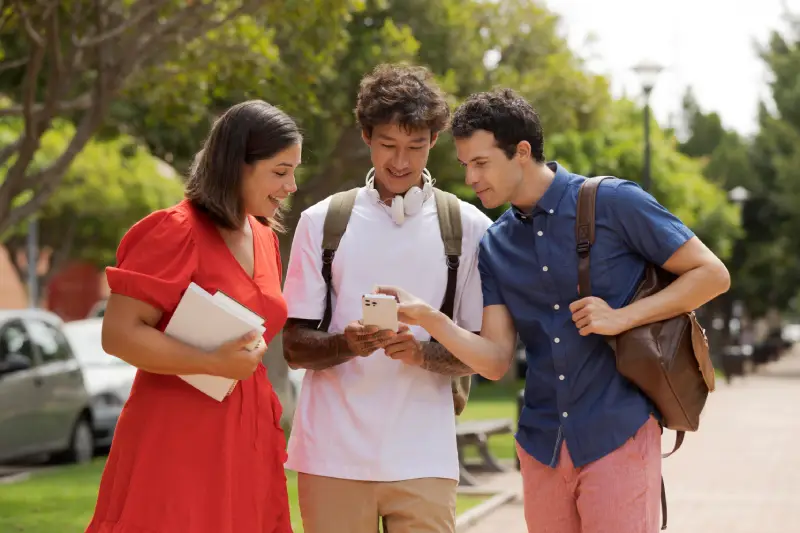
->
xmin=164 ymin=282 xmax=266 ymax=401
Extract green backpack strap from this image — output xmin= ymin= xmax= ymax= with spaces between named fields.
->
xmin=432 ymin=188 xmax=472 ymax=416
xmin=318 ymin=187 xmax=359 ymax=332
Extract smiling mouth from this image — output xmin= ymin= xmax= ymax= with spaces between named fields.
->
xmin=387 ymin=169 xmax=411 ymax=179
xmin=268 ymin=195 xmax=285 ymax=205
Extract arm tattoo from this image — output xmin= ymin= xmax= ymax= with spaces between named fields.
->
xmin=420 ymin=339 xmax=474 ymax=377
xmin=282 ymin=318 xmax=355 ymax=371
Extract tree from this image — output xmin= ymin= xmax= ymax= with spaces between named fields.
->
xmin=1 ymin=116 xmax=184 ymax=289
xmin=676 ymin=27 xmax=800 ymax=319
xmin=283 ymin=0 xmax=615 ymax=229
xmin=550 ymin=98 xmax=741 ymax=259
xmin=677 ymin=89 xmax=726 ymax=159
xmin=0 ymin=0 xmax=360 ymax=235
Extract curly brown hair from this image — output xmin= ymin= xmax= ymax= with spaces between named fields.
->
xmin=355 ymin=63 xmax=451 ymax=137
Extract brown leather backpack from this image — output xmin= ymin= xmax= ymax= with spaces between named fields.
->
xmin=576 ymin=176 xmax=717 ymax=529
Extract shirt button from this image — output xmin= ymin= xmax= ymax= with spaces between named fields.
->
xmin=559 ymin=375 xmax=565 ymax=380
xmin=554 ymin=337 xmax=560 ymax=343
xmin=537 ymin=230 xmax=543 ymax=237
xmin=562 ymin=412 xmax=569 ymax=418
xmin=549 ymin=209 xmax=554 ymax=214
xmin=542 ymin=266 xmax=549 ymax=272
xmin=554 ymin=304 xmax=560 ymax=310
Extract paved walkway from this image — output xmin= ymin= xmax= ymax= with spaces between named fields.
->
xmin=463 ymin=347 xmax=800 ymax=533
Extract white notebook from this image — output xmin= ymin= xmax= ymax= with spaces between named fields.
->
xmin=164 ymin=282 xmax=266 ymax=401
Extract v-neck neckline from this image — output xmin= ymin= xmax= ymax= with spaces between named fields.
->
xmin=185 ymin=200 xmax=260 ymax=283
xmin=216 ymin=216 xmax=259 ymax=282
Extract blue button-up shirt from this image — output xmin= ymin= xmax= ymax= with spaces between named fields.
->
xmin=478 ymin=162 xmax=695 ymax=468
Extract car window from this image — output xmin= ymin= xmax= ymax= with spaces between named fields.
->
xmin=26 ymin=320 xmax=73 ymax=364
xmin=0 ymin=321 xmax=35 ymax=368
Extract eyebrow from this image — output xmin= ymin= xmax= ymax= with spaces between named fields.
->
xmin=276 ymin=162 xmax=297 ymax=168
xmin=376 ymin=133 xmax=428 ymax=143
xmin=457 ymin=155 xmax=489 ymax=165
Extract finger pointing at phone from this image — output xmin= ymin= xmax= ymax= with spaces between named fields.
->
xmin=372 ymin=285 xmax=435 ymax=326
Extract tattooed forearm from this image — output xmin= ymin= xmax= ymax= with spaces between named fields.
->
xmin=282 ymin=318 xmax=354 ymax=371
xmin=420 ymin=340 xmax=474 ymax=376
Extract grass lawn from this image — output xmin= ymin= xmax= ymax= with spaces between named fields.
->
xmin=459 ymin=378 xmax=522 ymax=461
xmin=0 ymin=461 xmax=488 ymax=533
xmin=0 ymin=380 xmax=516 ymax=532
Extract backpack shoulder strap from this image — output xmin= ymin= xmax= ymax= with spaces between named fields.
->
xmin=433 ymin=188 xmax=462 ymax=319
xmin=575 ymin=176 xmax=609 ymax=298
xmin=322 ymin=188 xmax=360 ymax=252
xmin=318 ymin=187 xmax=359 ymax=331
xmin=432 ymin=188 xmax=473 ymax=416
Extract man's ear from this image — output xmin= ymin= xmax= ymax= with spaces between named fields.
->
xmin=361 ymin=129 xmax=372 ymax=147
xmin=516 ymin=140 xmax=532 ymax=161
xmin=429 ymin=132 xmax=439 ymax=149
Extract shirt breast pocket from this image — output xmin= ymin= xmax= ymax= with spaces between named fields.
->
xmin=574 ymin=224 xmax=623 ymax=301
xmin=583 ymin=253 xmax=614 ymax=300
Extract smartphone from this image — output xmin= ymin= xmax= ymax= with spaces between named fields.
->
xmin=361 ymin=293 xmax=399 ymax=332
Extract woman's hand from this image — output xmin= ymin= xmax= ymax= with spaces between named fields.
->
xmin=373 ymin=285 xmax=436 ymax=327
xmin=209 ymin=331 xmax=269 ymax=380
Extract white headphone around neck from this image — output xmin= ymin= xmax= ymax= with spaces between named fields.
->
xmin=365 ymin=167 xmax=434 ymax=225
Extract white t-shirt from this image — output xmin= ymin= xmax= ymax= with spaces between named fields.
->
xmin=283 ymin=187 xmax=492 ymax=482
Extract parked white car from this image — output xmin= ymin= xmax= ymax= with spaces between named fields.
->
xmin=62 ymin=318 xmax=137 ymax=449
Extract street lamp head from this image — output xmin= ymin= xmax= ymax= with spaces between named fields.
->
xmin=633 ymin=59 xmax=663 ymax=94
xmin=728 ymin=185 xmax=750 ymax=204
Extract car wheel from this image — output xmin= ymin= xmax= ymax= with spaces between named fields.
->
xmin=67 ymin=417 xmax=95 ymax=464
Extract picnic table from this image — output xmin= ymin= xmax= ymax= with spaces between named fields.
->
xmin=455 ymin=418 xmax=514 ymax=486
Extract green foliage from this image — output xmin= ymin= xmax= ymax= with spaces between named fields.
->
xmin=675 ymin=21 xmax=800 ymax=319
xmin=549 ymin=99 xmax=741 ymax=259
xmin=1 ymin=118 xmax=184 ymax=272
xmin=0 ymin=0 xmax=746 ymax=290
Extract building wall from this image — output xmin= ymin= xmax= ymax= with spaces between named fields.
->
xmin=0 ymin=245 xmax=28 ymax=309
xmin=0 ymin=244 xmax=107 ymax=321
xmin=46 ymin=262 xmax=104 ymax=322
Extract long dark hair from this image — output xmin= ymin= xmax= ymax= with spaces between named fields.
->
xmin=185 ymin=100 xmax=302 ymax=232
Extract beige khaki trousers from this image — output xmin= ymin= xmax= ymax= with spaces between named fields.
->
xmin=297 ymin=473 xmax=457 ymax=533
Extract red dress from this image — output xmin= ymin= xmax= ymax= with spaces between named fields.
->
xmin=85 ymin=200 xmax=291 ymax=533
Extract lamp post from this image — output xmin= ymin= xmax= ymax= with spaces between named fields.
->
xmin=27 ymin=218 xmax=38 ymax=308
xmin=725 ymin=185 xmax=751 ymax=377
xmin=632 ymin=59 xmax=663 ymax=192
xmin=728 ymin=185 xmax=750 ymax=206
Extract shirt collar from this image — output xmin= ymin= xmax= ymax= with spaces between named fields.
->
xmin=512 ymin=161 xmax=571 ymax=221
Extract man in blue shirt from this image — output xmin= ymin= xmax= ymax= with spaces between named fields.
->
xmin=376 ymin=89 xmax=730 ymax=533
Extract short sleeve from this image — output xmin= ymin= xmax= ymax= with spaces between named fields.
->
xmin=609 ymin=181 xmax=695 ymax=266
xmin=105 ymin=209 xmax=197 ymax=312
xmin=282 ymin=211 xmax=327 ymax=320
xmin=454 ymin=248 xmax=485 ymax=332
xmin=478 ymin=236 xmax=505 ymax=307
xmin=454 ymin=206 xmax=493 ymax=332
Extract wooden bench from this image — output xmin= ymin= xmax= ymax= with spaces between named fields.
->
xmin=455 ymin=418 xmax=514 ymax=486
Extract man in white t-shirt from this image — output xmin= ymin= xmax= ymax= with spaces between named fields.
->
xmin=281 ymin=63 xmax=493 ymax=533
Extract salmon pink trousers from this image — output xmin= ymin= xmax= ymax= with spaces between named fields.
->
xmin=516 ymin=416 xmax=662 ymax=533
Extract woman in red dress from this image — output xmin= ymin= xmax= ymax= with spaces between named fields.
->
xmin=85 ymin=100 xmax=301 ymax=533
